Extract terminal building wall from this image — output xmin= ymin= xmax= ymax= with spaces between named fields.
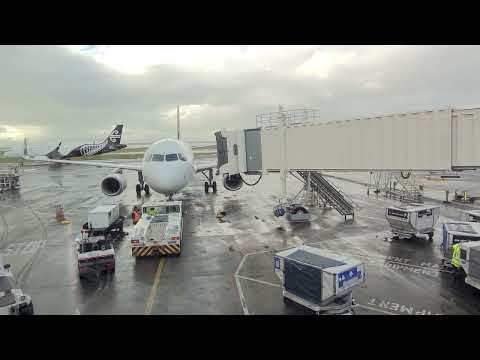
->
xmin=261 ymin=108 xmax=480 ymax=172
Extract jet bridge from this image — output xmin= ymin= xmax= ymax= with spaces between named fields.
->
xmin=216 ymin=107 xmax=480 ymax=174
xmin=215 ymin=107 xmax=480 ymax=220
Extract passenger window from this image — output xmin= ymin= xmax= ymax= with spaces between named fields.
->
xmin=178 ymin=153 xmax=187 ymax=161
xmin=152 ymin=154 xmax=165 ymax=162
xmin=166 ymin=153 xmax=178 ymax=161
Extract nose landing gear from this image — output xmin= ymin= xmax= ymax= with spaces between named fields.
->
xmin=202 ymin=168 xmax=217 ymax=194
xmin=136 ymin=171 xmax=151 ymax=197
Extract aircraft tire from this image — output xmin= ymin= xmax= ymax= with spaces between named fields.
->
xmin=212 ymin=181 xmax=217 ymax=193
xmin=144 ymin=184 xmax=150 ymax=196
xmin=204 ymin=182 xmax=209 ymax=193
xmin=136 ymin=184 xmax=142 ymax=196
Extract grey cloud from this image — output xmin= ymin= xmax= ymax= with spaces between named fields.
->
xmin=2 ymin=45 xmax=480 ymax=153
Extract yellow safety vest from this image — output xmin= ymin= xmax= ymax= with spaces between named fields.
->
xmin=451 ymin=243 xmax=462 ymax=268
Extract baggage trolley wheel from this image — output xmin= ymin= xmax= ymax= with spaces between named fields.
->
xmin=283 ymin=296 xmax=294 ymax=306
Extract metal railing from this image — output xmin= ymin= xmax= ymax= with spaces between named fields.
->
xmin=256 ymin=108 xmax=322 ymax=128
xmin=296 ymin=171 xmax=355 ymax=219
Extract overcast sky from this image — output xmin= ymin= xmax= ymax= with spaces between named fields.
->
xmin=1 ymin=45 xmax=480 ymax=154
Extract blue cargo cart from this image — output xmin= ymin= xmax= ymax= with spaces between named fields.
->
xmin=274 ymin=245 xmax=365 ymax=315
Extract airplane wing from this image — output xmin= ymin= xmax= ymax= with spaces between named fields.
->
xmin=23 ymin=155 xmax=142 ymax=171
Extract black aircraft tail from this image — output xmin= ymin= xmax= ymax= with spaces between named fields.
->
xmin=46 ymin=142 xmax=63 ymax=159
xmin=106 ymin=124 xmax=123 ymax=145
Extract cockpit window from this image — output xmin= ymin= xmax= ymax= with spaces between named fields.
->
xmin=151 ymin=154 xmax=165 ymax=162
xmin=178 ymin=153 xmax=187 ymax=161
xmin=166 ymin=153 xmax=178 ymax=162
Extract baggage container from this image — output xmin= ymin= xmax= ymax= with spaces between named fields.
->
xmin=441 ymin=222 xmax=480 ymax=261
xmin=385 ymin=203 xmax=440 ymax=240
xmin=459 ymin=209 xmax=480 ymax=222
xmin=87 ymin=204 xmax=120 ymax=230
xmin=460 ymin=242 xmax=480 ymax=290
xmin=274 ymin=245 xmax=365 ymax=314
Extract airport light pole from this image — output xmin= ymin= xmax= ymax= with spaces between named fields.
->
xmin=177 ymin=105 xmax=180 ymax=140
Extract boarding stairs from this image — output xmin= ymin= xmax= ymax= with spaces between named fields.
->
xmin=296 ymin=171 xmax=356 ymax=221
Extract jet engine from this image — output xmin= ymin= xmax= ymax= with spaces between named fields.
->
xmin=101 ymin=173 xmax=127 ymax=196
xmin=223 ymin=173 xmax=243 ymax=191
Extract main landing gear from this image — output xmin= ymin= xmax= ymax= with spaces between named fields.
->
xmin=136 ymin=171 xmax=151 ymax=197
xmin=202 ymin=168 xmax=217 ymax=194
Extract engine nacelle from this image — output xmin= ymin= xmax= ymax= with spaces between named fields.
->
xmin=101 ymin=173 xmax=127 ymax=196
xmin=223 ymin=173 xmax=243 ymax=191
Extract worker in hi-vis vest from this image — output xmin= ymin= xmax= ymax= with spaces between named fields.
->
xmin=451 ymin=242 xmax=462 ymax=270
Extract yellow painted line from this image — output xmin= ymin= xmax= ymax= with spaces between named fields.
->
xmin=144 ymin=257 xmax=167 ymax=315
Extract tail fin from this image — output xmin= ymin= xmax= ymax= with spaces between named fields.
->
xmin=177 ymin=105 xmax=180 ymax=140
xmin=46 ymin=142 xmax=63 ymax=159
xmin=107 ymin=124 xmax=123 ymax=144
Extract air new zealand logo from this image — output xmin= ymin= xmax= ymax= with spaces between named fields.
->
xmin=109 ymin=130 xmax=121 ymax=143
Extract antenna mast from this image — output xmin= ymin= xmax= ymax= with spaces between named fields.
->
xmin=177 ymin=104 xmax=180 ymax=140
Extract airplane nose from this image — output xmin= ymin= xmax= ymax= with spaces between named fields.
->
xmin=154 ymin=168 xmax=187 ymax=193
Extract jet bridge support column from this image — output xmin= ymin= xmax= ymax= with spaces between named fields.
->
xmin=280 ymin=106 xmax=288 ymax=203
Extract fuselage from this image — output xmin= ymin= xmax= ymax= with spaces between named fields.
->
xmin=64 ymin=142 xmax=127 ymax=159
xmin=141 ymin=139 xmax=196 ymax=196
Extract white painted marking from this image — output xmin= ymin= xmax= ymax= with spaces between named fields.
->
xmin=356 ymin=304 xmax=398 ymax=315
xmin=367 ymin=297 xmax=442 ymax=315
xmin=74 ymin=308 xmax=81 ymax=315
xmin=234 ymin=254 xmax=250 ymax=315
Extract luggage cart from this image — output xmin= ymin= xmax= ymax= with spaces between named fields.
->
xmin=274 ymin=245 xmax=365 ymax=315
xmin=385 ymin=203 xmax=440 ymax=240
xmin=441 ymin=221 xmax=480 ymax=269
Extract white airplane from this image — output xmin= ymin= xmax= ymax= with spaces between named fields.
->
xmin=23 ymin=106 xmax=222 ymax=199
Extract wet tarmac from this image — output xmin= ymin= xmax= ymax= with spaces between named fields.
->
xmin=1 ymin=161 xmax=480 ymax=315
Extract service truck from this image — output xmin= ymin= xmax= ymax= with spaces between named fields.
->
xmin=0 ymin=256 xmax=34 ymax=315
xmin=76 ymin=229 xmax=116 ymax=277
xmin=130 ymin=201 xmax=183 ymax=257
xmin=75 ymin=203 xmax=126 ymax=277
